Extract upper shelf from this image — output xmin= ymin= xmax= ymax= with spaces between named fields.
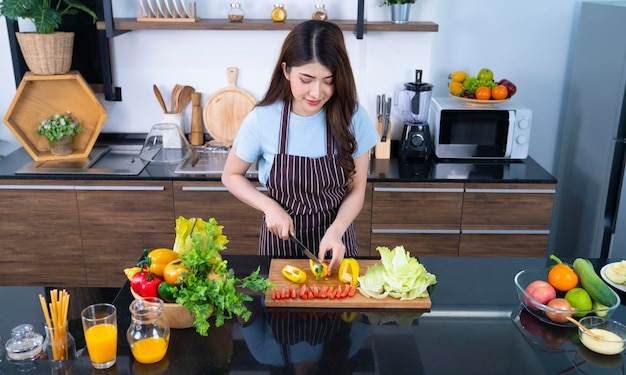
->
xmin=96 ymin=18 xmax=439 ymax=33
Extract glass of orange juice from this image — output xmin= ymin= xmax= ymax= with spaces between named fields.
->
xmin=81 ymin=303 xmax=117 ymax=369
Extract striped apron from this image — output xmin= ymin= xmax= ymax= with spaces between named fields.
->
xmin=259 ymin=102 xmax=359 ymax=257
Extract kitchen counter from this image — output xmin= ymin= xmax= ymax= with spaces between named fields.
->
xmin=0 ymin=135 xmax=556 ymax=183
xmin=0 ymin=255 xmax=623 ymax=374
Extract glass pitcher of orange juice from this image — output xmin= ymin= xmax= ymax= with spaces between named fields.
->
xmin=127 ymin=297 xmax=170 ymax=364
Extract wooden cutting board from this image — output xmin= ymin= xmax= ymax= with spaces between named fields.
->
xmin=264 ymin=259 xmax=432 ymax=310
xmin=203 ymin=67 xmax=256 ymax=146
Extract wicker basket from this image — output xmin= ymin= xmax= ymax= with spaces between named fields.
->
xmin=15 ymin=32 xmax=74 ymax=75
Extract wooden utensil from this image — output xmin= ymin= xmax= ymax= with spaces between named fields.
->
xmin=153 ymin=84 xmax=168 ymax=113
xmin=177 ymin=85 xmax=195 ymax=113
xmin=203 ymin=67 xmax=256 ymax=146
xmin=566 ymin=317 xmax=603 ymax=339
xmin=170 ymin=84 xmax=182 ymax=114
xmin=190 ymin=92 xmax=204 ymax=146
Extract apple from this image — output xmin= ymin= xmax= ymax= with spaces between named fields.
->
xmin=523 ymin=280 xmax=556 ymax=309
xmin=498 ymin=79 xmax=517 ymax=98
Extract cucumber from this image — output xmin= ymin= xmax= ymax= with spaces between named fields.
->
xmin=573 ymin=258 xmax=618 ymax=307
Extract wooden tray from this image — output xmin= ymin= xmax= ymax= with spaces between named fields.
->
xmin=3 ymin=72 xmax=107 ymax=161
xmin=265 ymin=259 xmax=432 ymax=311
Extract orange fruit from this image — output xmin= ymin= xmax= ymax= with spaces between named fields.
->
xmin=475 ymin=86 xmax=491 ymax=100
xmin=491 ymin=85 xmax=508 ymax=100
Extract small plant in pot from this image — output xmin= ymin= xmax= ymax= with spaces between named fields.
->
xmin=0 ymin=0 xmax=97 ymax=75
xmin=35 ymin=112 xmax=83 ymax=155
xmin=380 ymin=0 xmax=416 ymax=5
xmin=380 ymin=0 xmax=415 ymax=24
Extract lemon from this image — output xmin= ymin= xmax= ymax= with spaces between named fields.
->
xmin=124 ymin=266 xmax=141 ymax=281
xmin=448 ymin=81 xmax=465 ymax=95
xmin=448 ymin=71 xmax=468 ymax=83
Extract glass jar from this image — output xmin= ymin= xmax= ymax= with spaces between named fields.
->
xmin=271 ymin=4 xmax=287 ymax=22
xmin=5 ymin=324 xmax=45 ymax=372
xmin=312 ymin=4 xmax=328 ymax=21
xmin=228 ymin=3 xmax=244 ymax=22
xmin=43 ymin=321 xmax=76 ymax=361
xmin=127 ymin=297 xmax=170 ymax=365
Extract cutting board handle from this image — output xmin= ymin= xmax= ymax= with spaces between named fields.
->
xmin=227 ymin=67 xmax=238 ymax=88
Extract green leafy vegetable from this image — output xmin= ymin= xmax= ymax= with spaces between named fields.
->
xmin=358 ymin=246 xmax=437 ymax=300
xmin=171 ymin=216 xmax=273 ymax=336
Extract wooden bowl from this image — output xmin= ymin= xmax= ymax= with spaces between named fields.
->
xmin=130 ymin=289 xmax=195 ymax=329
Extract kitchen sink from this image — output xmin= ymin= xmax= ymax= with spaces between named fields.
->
xmin=15 ymin=144 xmax=148 ymax=176
xmin=174 ymin=146 xmax=258 ymax=176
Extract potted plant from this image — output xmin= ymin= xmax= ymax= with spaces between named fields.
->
xmin=35 ymin=112 xmax=83 ymax=155
xmin=0 ymin=0 xmax=97 ymax=75
xmin=380 ymin=0 xmax=415 ymax=24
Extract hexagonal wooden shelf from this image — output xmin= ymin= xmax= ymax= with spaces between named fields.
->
xmin=3 ymin=71 xmax=108 ymax=161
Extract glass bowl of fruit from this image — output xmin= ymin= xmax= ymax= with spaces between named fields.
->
xmin=514 ymin=269 xmax=620 ymax=327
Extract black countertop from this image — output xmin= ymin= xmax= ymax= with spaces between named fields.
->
xmin=1 ymin=255 xmax=624 ymax=374
xmin=0 ymin=135 xmax=556 ymax=183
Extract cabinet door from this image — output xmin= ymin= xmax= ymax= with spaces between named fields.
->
xmin=173 ymin=181 xmax=265 ymax=255
xmin=0 ymin=181 xmax=85 ymax=286
xmin=371 ymin=183 xmax=464 ymax=256
xmin=460 ymin=183 xmax=555 ymax=257
xmin=354 ymin=183 xmax=372 ymax=255
xmin=76 ymin=181 xmax=175 ymax=287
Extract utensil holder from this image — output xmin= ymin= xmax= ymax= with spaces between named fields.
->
xmin=375 ymin=119 xmax=391 ymax=159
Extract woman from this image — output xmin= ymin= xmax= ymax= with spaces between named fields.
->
xmin=221 ymin=20 xmax=379 ymax=274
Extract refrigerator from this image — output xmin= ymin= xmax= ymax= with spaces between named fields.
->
xmin=549 ymin=1 xmax=626 ymax=259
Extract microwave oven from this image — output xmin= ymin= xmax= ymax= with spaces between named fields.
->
xmin=428 ymin=97 xmax=532 ymax=159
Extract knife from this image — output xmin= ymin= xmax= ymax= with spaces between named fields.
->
xmin=381 ymin=97 xmax=391 ymax=142
xmin=376 ymin=95 xmax=382 ymax=123
xmin=289 ymin=234 xmax=323 ymax=265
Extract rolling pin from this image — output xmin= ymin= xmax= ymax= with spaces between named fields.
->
xmin=190 ymin=92 xmax=204 ymax=146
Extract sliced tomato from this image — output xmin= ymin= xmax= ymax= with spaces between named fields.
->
xmin=348 ymin=285 xmax=356 ymax=297
xmin=299 ymin=284 xmax=308 ymax=299
xmin=340 ymin=284 xmax=350 ymax=298
xmin=312 ymin=283 xmax=319 ymax=298
xmin=328 ymin=286 xmax=335 ymax=300
xmin=281 ymin=287 xmax=289 ymax=299
xmin=289 ymin=285 xmax=296 ymax=299
xmin=319 ymin=285 xmax=329 ymax=299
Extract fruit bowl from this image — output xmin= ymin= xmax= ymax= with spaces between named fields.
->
xmin=131 ymin=289 xmax=196 ymax=329
xmin=514 ymin=269 xmax=620 ymax=327
xmin=449 ymin=93 xmax=510 ymax=107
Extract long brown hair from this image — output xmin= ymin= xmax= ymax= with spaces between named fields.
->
xmin=259 ymin=20 xmax=358 ymax=177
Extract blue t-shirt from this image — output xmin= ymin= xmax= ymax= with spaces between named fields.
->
xmin=233 ymin=101 xmax=379 ymax=185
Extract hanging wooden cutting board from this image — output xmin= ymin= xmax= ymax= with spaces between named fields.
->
xmin=203 ymin=67 xmax=256 ymax=146
xmin=265 ymin=259 xmax=432 ymax=310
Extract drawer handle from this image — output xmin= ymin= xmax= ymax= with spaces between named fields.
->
xmin=181 ymin=186 xmax=267 ymax=192
xmin=0 ymin=185 xmax=73 ymax=190
xmin=75 ymin=186 xmax=166 ymax=191
xmin=461 ymin=229 xmax=550 ymax=234
xmin=464 ymin=188 xmax=556 ymax=194
xmin=374 ymin=187 xmax=464 ymax=193
xmin=372 ymin=229 xmax=461 ymax=234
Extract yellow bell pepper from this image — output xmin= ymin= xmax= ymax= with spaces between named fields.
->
xmin=148 ymin=248 xmax=179 ymax=277
xmin=282 ymin=265 xmax=307 ymax=284
xmin=309 ymin=259 xmax=329 ymax=280
xmin=338 ymin=258 xmax=360 ymax=286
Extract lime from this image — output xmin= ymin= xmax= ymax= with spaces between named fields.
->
xmin=477 ymin=68 xmax=494 ymax=81
xmin=564 ymin=287 xmax=593 ymax=317
xmin=157 ymin=281 xmax=178 ymax=303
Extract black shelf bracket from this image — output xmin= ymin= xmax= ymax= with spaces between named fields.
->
xmin=98 ymin=0 xmax=126 ymax=101
xmin=6 ymin=19 xmax=27 ymax=88
xmin=356 ymin=0 xmax=365 ymax=39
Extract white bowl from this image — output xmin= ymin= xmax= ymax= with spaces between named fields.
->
xmin=578 ymin=316 xmax=626 ymax=355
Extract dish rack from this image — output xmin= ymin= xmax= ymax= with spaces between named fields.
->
xmin=138 ymin=0 xmax=199 ymax=22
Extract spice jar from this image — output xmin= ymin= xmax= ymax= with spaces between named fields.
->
xmin=271 ymin=4 xmax=287 ymax=22
xmin=312 ymin=4 xmax=328 ymax=21
xmin=126 ymin=297 xmax=170 ymax=364
xmin=5 ymin=324 xmax=45 ymax=372
xmin=228 ymin=3 xmax=244 ymax=22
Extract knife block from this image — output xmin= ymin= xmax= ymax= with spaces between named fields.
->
xmin=375 ymin=119 xmax=392 ymax=159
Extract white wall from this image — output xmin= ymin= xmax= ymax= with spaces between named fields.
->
xmin=0 ymin=0 xmax=614 ymax=174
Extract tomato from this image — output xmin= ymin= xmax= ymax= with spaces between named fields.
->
xmin=309 ymin=259 xmax=329 ymax=280
xmin=147 ymin=248 xmax=179 ymax=278
xmin=545 ymin=298 xmax=574 ymax=323
xmin=131 ymin=271 xmax=162 ymax=298
xmin=338 ymin=258 xmax=360 ymax=286
xmin=299 ymin=284 xmax=308 ymax=299
xmin=474 ymin=86 xmax=491 ymax=100
xmin=163 ymin=259 xmax=191 ymax=285
xmin=491 ymin=85 xmax=508 ymax=100
xmin=281 ymin=265 xmax=307 ymax=283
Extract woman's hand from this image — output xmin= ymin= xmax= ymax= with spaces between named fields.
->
xmin=264 ymin=203 xmax=293 ymax=240
xmin=319 ymin=228 xmax=346 ymax=275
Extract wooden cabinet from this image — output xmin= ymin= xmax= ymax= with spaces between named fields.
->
xmin=0 ymin=180 xmax=86 ymax=286
xmin=459 ymin=183 xmax=556 ymax=257
xmin=173 ymin=181 xmax=265 ymax=255
xmin=354 ymin=183 xmax=373 ymax=255
xmin=370 ymin=182 xmax=464 ymax=256
xmin=75 ymin=180 xmax=175 ymax=287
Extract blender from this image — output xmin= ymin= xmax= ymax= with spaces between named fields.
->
xmin=394 ymin=70 xmax=433 ymax=159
